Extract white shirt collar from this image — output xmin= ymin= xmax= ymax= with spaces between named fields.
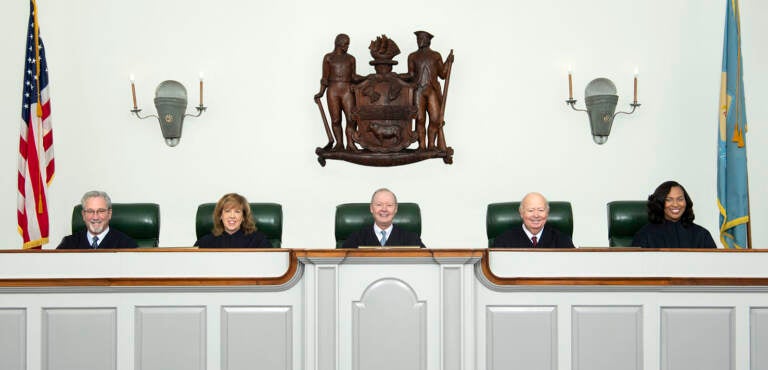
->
xmin=373 ymin=224 xmax=393 ymax=242
xmin=521 ymin=224 xmax=543 ymax=242
xmin=88 ymin=227 xmax=110 ymax=245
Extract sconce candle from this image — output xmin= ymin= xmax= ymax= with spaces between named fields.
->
xmin=567 ymin=66 xmax=573 ymax=100
xmin=130 ymin=74 xmax=138 ymax=110
xmin=199 ymin=72 xmax=204 ymax=107
xmin=633 ymin=68 xmax=638 ymax=103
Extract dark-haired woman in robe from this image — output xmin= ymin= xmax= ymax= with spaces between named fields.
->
xmin=632 ymin=181 xmax=717 ymax=248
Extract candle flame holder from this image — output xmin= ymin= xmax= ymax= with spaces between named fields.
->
xmin=566 ymin=77 xmax=640 ymax=145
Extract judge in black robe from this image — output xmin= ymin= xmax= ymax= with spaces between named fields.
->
xmin=493 ymin=224 xmax=574 ymax=248
xmin=196 ymin=193 xmax=274 ymax=249
xmin=493 ymin=192 xmax=575 ymax=249
xmin=57 ymin=228 xmax=138 ymax=249
xmin=57 ymin=190 xmax=138 ymax=249
xmin=340 ymin=188 xmax=426 ymax=249
xmin=631 ymin=180 xmax=717 ymax=249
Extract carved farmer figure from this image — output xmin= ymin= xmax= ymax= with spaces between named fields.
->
xmin=315 ymin=34 xmax=363 ymax=151
xmin=406 ymin=31 xmax=454 ymax=151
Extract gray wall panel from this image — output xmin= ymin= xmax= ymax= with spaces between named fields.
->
xmin=661 ymin=307 xmax=734 ymax=370
xmin=352 ymin=278 xmax=426 ymax=370
xmin=572 ymin=306 xmax=642 ymax=370
xmin=486 ymin=306 xmax=557 ymax=370
xmin=221 ymin=306 xmax=292 ymax=370
xmin=317 ymin=266 xmax=336 ymax=370
xmin=443 ymin=266 xmax=462 ymax=370
xmin=751 ymin=308 xmax=768 ymax=370
xmin=42 ymin=308 xmax=116 ymax=370
xmin=0 ymin=309 xmax=26 ymax=370
xmin=135 ymin=306 xmax=206 ymax=370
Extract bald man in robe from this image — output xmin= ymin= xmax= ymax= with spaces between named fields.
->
xmin=493 ymin=192 xmax=575 ymax=248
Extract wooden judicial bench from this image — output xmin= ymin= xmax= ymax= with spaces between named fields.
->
xmin=1 ymin=248 xmax=767 ymax=370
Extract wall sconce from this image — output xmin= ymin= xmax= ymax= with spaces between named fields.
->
xmin=129 ymin=75 xmax=206 ymax=147
xmin=565 ymin=69 xmax=640 ymax=144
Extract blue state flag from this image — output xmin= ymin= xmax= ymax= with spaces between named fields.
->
xmin=717 ymin=0 xmax=750 ymax=249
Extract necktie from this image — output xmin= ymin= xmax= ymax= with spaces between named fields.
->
xmin=91 ymin=236 xmax=99 ymax=249
xmin=531 ymin=236 xmax=538 ymax=247
xmin=380 ymin=230 xmax=387 ymax=246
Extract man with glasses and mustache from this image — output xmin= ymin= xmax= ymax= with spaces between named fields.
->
xmin=57 ymin=191 xmax=138 ymax=249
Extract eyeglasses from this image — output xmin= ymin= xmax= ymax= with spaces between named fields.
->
xmin=83 ymin=208 xmax=109 ymax=216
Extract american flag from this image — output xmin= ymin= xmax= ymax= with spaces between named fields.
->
xmin=18 ymin=0 xmax=54 ymax=249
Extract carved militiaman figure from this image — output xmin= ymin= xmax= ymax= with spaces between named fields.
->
xmin=314 ymin=34 xmax=363 ymax=151
xmin=405 ymin=31 xmax=454 ymax=151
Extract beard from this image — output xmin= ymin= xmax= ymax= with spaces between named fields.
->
xmin=87 ymin=221 xmax=106 ymax=234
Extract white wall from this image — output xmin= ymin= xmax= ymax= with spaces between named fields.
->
xmin=0 ymin=0 xmax=765 ymax=249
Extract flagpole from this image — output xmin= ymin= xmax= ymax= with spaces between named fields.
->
xmin=735 ymin=0 xmax=751 ymax=248
xmin=31 ymin=0 xmax=45 ymax=214
xmin=33 ymin=0 xmax=42 ymax=118
xmin=747 ymin=178 xmax=752 ymax=248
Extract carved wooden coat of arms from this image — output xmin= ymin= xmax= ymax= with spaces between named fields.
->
xmin=314 ymin=32 xmax=454 ymax=166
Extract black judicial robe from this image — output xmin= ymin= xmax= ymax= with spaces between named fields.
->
xmin=57 ymin=228 xmax=138 ymax=249
xmin=195 ymin=229 xmax=272 ymax=248
xmin=631 ymin=220 xmax=717 ymax=248
xmin=493 ymin=224 xmax=575 ymax=248
xmin=341 ymin=224 xmax=425 ymax=248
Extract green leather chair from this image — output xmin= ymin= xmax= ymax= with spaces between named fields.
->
xmin=195 ymin=203 xmax=282 ymax=248
xmin=72 ymin=203 xmax=160 ymax=248
xmin=334 ymin=203 xmax=421 ymax=248
xmin=486 ymin=201 xmax=573 ymax=247
xmin=607 ymin=201 xmax=648 ymax=247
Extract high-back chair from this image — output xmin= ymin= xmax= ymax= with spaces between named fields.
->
xmin=607 ymin=201 xmax=648 ymax=247
xmin=486 ymin=201 xmax=573 ymax=247
xmin=195 ymin=203 xmax=283 ymax=248
xmin=334 ymin=203 xmax=421 ymax=248
xmin=72 ymin=203 xmax=160 ymax=248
